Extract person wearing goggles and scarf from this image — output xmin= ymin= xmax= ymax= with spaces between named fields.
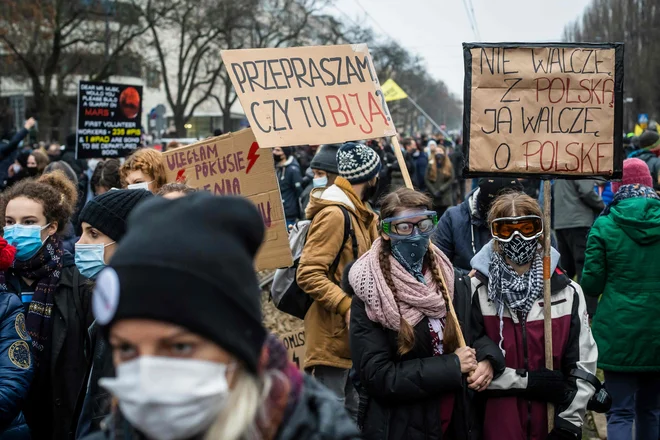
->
xmin=81 ymin=193 xmax=360 ymax=440
xmin=0 ymin=171 xmax=93 ymax=440
xmin=469 ymin=191 xmax=598 ymax=440
xmin=346 ymin=188 xmax=505 ymax=439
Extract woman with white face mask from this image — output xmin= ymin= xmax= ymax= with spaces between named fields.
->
xmin=83 ymin=193 xmax=361 ymax=440
xmin=0 ymin=170 xmax=93 ymax=440
xmin=120 ymin=149 xmax=166 ymax=194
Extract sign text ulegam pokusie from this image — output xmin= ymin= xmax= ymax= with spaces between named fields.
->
xmin=162 ymin=128 xmax=292 ymax=271
xmin=221 ymin=44 xmax=397 ymax=148
xmin=463 ymin=43 xmax=624 ymax=178
xmin=76 ymin=81 xmax=143 ymax=159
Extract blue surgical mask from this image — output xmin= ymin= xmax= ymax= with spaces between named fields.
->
xmin=75 ymin=242 xmax=115 ymax=280
xmin=390 ymin=232 xmax=432 ymax=283
xmin=4 ymin=224 xmax=50 ymax=261
xmin=312 ymin=176 xmax=328 ymax=188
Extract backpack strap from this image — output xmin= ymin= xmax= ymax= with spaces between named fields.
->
xmin=328 ymin=206 xmax=357 ymax=283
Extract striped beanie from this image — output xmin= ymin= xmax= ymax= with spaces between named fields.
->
xmin=337 ymin=142 xmax=382 ymax=184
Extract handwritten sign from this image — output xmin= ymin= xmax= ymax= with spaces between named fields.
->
xmin=463 ymin=43 xmax=624 ymax=178
xmin=221 ymin=44 xmax=397 ymax=148
xmin=280 ymin=329 xmax=306 ymax=370
xmin=162 ymin=128 xmax=293 ymax=270
xmin=76 ymin=81 xmax=143 ymax=159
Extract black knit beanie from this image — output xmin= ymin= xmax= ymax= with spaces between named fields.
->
xmin=310 ymin=144 xmax=341 ymax=174
xmin=79 ymin=189 xmax=153 ymax=242
xmin=92 ymin=193 xmax=266 ymax=373
xmin=639 ymin=130 xmax=660 ymax=150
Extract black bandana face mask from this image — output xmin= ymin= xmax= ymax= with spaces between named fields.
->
xmin=500 ymin=234 xmax=538 ymax=265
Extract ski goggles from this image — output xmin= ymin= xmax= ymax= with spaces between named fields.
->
xmin=381 ymin=211 xmax=438 ymax=236
xmin=490 ymin=215 xmax=543 ymax=242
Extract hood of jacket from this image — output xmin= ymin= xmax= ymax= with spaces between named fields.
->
xmin=630 ymin=149 xmax=660 ymax=160
xmin=471 ymin=239 xmax=561 ymax=277
xmin=305 ymin=177 xmax=375 ymax=225
xmin=609 ymin=197 xmax=660 ymax=245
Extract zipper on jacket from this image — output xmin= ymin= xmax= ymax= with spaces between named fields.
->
xmin=519 ymin=312 xmax=532 ymax=440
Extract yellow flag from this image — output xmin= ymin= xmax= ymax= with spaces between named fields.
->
xmin=634 ymin=124 xmax=644 ymax=136
xmin=381 ymin=79 xmax=408 ymax=102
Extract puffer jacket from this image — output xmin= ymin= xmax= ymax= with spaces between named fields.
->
xmin=297 ymin=177 xmax=378 ymax=370
xmin=470 ymin=242 xmax=598 ymax=440
xmin=0 ymin=292 xmax=33 ymax=440
xmin=432 ymin=189 xmax=491 ymax=273
xmin=582 ymin=196 xmax=660 ymax=372
xmin=80 ymin=374 xmax=361 ymax=440
xmin=348 ymin=267 xmax=505 ymax=440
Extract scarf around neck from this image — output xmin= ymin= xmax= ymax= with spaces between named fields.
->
xmin=602 ymin=183 xmax=660 ymax=216
xmin=488 ymin=250 xmax=543 ymax=317
xmin=0 ymin=235 xmax=63 ymax=369
xmin=349 ymin=238 xmax=455 ymax=331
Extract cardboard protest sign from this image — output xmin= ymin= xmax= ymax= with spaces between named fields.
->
xmin=76 ymin=81 xmax=143 ymax=159
xmin=162 ymin=128 xmax=292 ymax=270
xmin=280 ymin=329 xmax=306 ymax=370
xmin=463 ymin=43 xmax=624 ymax=178
xmin=221 ymin=44 xmax=397 ymax=148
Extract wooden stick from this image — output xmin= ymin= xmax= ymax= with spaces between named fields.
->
xmin=542 ymin=180 xmax=554 ymax=432
xmin=432 ymin=245 xmax=467 ymax=348
xmin=390 ymin=136 xmax=414 ymax=189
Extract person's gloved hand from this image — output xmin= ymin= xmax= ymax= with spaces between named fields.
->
xmin=525 ymin=368 xmax=572 ymax=404
xmin=546 ymin=427 xmax=580 ymax=440
xmin=0 ymin=237 xmax=16 ymax=270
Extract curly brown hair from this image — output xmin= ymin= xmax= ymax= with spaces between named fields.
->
xmin=1 ymin=170 xmax=78 ymax=233
xmin=378 ymin=188 xmax=460 ymax=355
xmin=120 ymin=148 xmax=166 ymax=190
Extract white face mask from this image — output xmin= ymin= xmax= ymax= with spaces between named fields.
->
xmin=127 ymin=181 xmax=152 ymax=191
xmin=99 ymin=356 xmax=230 ymax=440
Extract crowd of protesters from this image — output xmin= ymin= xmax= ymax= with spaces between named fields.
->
xmin=0 ymin=116 xmax=656 ymax=440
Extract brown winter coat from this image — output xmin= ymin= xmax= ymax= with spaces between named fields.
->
xmin=298 ymin=177 xmax=379 ymax=370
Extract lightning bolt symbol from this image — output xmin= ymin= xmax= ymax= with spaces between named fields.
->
xmin=292 ymin=352 xmax=300 ymax=369
xmin=175 ymin=169 xmax=186 ymax=183
xmin=246 ymin=142 xmax=260 ymax=174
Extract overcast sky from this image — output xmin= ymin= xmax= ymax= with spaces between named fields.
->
xmin=328 ymin=0 xmax=592 ymax=97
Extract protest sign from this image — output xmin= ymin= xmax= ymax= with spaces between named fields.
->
xmin=463 ymin=43 xmax=624 ymax=178
xmin=76 ymin=81 xmax=143 ymax=159
xmin=221 ymin=44 xmax=397 ymax=148
xmin=162 ymin=128 xmax=292 ymax=270
xmin=280 ymin=329 xmax=306 ymax=370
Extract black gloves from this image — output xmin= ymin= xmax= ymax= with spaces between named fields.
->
xmin=546 ymin=427 xmax=580 ymax=440
xmin=525 ymin=368 xmax=572 ymax=405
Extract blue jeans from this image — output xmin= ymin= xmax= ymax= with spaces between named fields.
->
xmin=605 ymin=371 xmax=660 ymax=440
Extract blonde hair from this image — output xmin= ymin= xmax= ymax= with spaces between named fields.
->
xmin=203 ymin=367 xmax=284 ymax=440
xmin=427 ymin=147 xmax=453 ymax=182
xmin=120 ymin=148 xmax=167 ymax=190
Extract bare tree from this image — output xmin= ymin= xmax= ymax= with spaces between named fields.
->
xmin=0 ymin=0 xmax=165 ymax=140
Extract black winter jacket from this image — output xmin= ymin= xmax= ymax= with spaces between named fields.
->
xmin=81 ymin=375 xmax=361 ymax=440
xmin=349 ymin=270 xmax=505 ymax=440
xmin=432 ymin=191 xmax=491 ymax=273
xmin=276 ymin=157 xmax=303 ymax=220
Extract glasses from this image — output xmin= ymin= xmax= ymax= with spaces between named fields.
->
xmin=381 ymin=211 xmax=438 ymax=236
xmin=491 ymin=215 xmax=543 ymax=242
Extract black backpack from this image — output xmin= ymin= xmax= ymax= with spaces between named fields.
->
xmin=271 ymin=206 xmax=358 ymax=319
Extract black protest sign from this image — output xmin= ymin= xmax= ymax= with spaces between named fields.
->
xmin=76 ymin=81 xmax=143 ymax=159
xmin=463 ymin=43 xmax=624 ymax=179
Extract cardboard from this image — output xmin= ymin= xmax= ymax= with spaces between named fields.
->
xmin=280 ymin=329 xmax=306 ymax=370
xmin=462 ymin=43 xmax=624 ymax=179
xmin=162 ymin=128 xmax=293 ymax=270
xmin=221 ymin=44 xmax=397 ymax=148
xmin=76 ymin=81 xmax=143 ymax=159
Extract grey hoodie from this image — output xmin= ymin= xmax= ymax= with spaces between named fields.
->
xmin=553 ymin=179 xmax=604 ymax=230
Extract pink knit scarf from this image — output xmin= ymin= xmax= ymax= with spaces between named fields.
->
xmin=349 ymin=238 xmax=455 ymax=331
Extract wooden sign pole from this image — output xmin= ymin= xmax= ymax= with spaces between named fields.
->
xmin=390 ymin=136 xmax=414 ymax=189
xmin=542 ymin=180 xmax=554 ymax=431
